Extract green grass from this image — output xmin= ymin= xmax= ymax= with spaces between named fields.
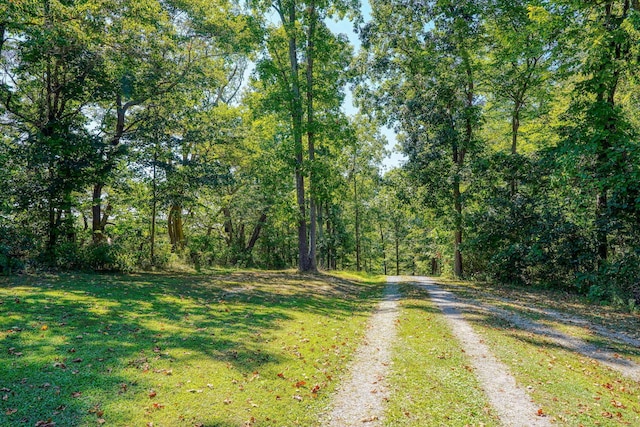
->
xmin=430 ymin=278 xmax=640 ymax=426
xmin=0 ymin=271 xmax=383 ymax=426
xmin=434 ymin=277 xmax=640 ymax=339
xmin=468 ymin=314 xmax=640 ymax=426
xmin=384 ymin=285 xmax=499 ymax=426
xmin=433 ymin=278 xmax=640 ymax=366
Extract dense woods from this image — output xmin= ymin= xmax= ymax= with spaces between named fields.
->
xmin=1 ymin=0 xmax=639 ymax=302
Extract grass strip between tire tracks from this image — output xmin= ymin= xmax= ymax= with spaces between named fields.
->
xmin=384 ymin=284 xmax=499 ymax=426
xmin=434 ymin=279 xmax=640 ymax=426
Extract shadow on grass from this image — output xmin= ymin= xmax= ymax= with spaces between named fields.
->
xmin=399 ymin=280 xmax=640 ymax=376
xmin=0 ymin=271 xmax=380 ymax=426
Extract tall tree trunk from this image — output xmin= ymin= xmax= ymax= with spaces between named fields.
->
xmin=91 ymin=94 xmax=127 ymax=243
xmin=452 ymin=50 xmax=474 ymax=278
xmin=0 ymin=23 xmax=5 ymax=56
xmin=168 ymin=204 xmax=185 ymax=252
xmin=453 ymin=176 xmax=463 ymax=277
xmin=306 ymin=0 xmax=318 ymax=272
xmin=325 ymin=202 xmax=332 ymax=270
xmin=92 ymin=183 xmax=105 ymax=243
xmin=594 ymin=1 xmax=631 ymax=267
xmin=354 ymin=171 xmax=361 ymax=271
xmin=246 ymin=212 xmax=268 ymax=253
xmin=278 ymin=1 xmax=311 ymax=272
xmin=394 ymin=221 xmax=400 ymax=276
xmin=318 ymin=200 xmax=325 ymax=269
xmin=510 ymin=103 xmax=521 ymax=196
xmin=150 ymin=152 xmax=157 ymax=265
xmin=223 ymin=207 xmax=234 ymax=246
xmin=47 ymin=202 xmax=56 ymax=256
xmin=379 ymin=221 xmax=387 ymax=275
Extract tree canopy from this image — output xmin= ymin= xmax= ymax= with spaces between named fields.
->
xmin=2 ymin=0 xmax=640 ymax=303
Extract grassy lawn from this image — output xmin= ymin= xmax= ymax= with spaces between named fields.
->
xmin=434 ymin=278 xmax=640 ymax=341
xmin=0 ymin=271 xmax=383 ymax=426
xmin=429 ymin=278 xmax=640 ymax=426
xmin=384 ymin=285 xmax=499 ymax=426
xmin=468 ymin=314 xmax=640 ymax=426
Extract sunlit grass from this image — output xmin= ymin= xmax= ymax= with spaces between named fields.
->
xmin=0 ymin=271 xmax=382 ymax=426
xmin=471 ymin=315 xmax=640 ymax=426
xmin=384 ymin=285 xmax=499 ymax=426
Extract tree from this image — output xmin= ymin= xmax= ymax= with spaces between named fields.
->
xmin=561 ymin=0 xmax=639 ymax=267
xmin=361 ymin=0 xmax=484 ymax=277
xmin=0 ymin=0 xmax=105 ymax=259
xmin=88 ymin=0 xmax=255 ymax=244
xmin=251 ymin=0 xmax=358 ymax=271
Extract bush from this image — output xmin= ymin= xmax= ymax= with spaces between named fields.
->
xmin=593 ymin=251 xmax=640 ymax=307
xmin=0 ymin=224 xmax=35 ymax=274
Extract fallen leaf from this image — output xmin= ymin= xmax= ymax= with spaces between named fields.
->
xmin=537 ymin=409 xmax=545 ymax=416
xmin=294 ymin=381 xmax=306 ymax=388
xmin=223 ymin=398 xmax=232 ymax=405
xmin=5 ymin=408 xmax=17 ymax=415
xmin=293 ymin=395 xmax=303 ymax=401
xmin=611 ymin=400 xmax=626 ymax=409
xmin=41 ymin=325 xmax=48 ymax=331
xmin=71 ymin=392 xmax=82 ymax=398
xmin=277 ymin=373 xmax=285 ymax=378
xmin=97 ymin=419 xmax=105 ymax=424
xmin=35 ymin=420 xmax=55 ymax=427
xmin=72 ymin=358 xmax=83 ymax=363
xmin=148 ymin=391 xmax=157 ymax=398
xmin=311 ymin=384 xmax=320 ymax=394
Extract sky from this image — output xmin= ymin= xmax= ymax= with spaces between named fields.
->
xmin=324 ymin=1 xmax=406 ymax=171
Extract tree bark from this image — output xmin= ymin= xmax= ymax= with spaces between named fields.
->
xmin=150 ymin=151 xmax=157 ymax=265
xmin=394 ymin=222 xmax=400 ymax=276
xmin=510 ymin=102 xmax=521 ymax=196
xmin=354 ymin=168 xmax=361 ymax=271
xmin=245 ymin=211 xmax=268 ymax=254
xmin=168 ymin=204 xmax=185 ymax=251
xmin=278 ymin=1 xmax=311 ymax=272
xmin=453 ymin=175 xmax=463 ymax=278
xmin=379 ymin=220 xmax=387 ymax=275
xmin=306 ymin=0 xmax=318 ymax=272
xmin=0 ymin=23 xmax=5 ymax=56
xmin=91 ymin=94 xmax=128 ymax=243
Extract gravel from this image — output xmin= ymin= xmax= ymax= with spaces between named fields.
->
xmin=323 ymin=281 xmax=400 ymax=426
xmin=414 ymin=277 xmax=551 ymax=427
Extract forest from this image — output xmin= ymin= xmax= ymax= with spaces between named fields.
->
xmin=1 ymin=0 xmax=639 ymax=303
